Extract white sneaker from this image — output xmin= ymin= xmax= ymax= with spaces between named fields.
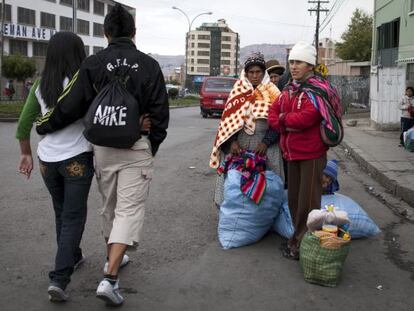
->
xmin=96 ymin=279 xmax=124 ymax=306
xmin=103 ymin=254 xmax=130 ymax=274
xmin=48 ymin=285 xmax=69 ymax=302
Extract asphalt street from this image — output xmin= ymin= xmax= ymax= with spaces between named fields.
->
xmin=1 ymin=106 xmax=413 ymax=311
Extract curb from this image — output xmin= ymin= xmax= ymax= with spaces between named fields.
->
xmin=169 ymin=104 xmax=199 ymax=109
xmin=0 ymin=105 xmax=200 ymax=123
xmin=341 ymin=138 xmax=414 ymax=208
xmin=0 ymin=117 xmax=18 ymax=122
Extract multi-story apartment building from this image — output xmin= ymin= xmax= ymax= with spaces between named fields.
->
xmin=186 ymin=19 xmax=239 ymax=88
xmin=370 ymin=0 xmax=414 ymax=129
xmin=0 ymin=0 xmax=135 ymax=66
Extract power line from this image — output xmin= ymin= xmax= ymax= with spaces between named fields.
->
xmin=319 ymin=0 xmax=340 ymax=29
xmin=320 ymin=0 xmax=349 ymax=33
xmin=308 ymin=1 xmax=330 ymax=63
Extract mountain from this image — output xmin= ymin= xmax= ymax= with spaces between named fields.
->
xmin=149 ymin=54 xmax=184 ymax=76
xmin=152 ymin=43 xmax=293 ymax=76
xmin=240 ymin=44 xmax=292 ymax=66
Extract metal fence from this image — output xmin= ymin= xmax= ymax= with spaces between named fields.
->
xmin=328 ymin=75 xmax=370 ymax=113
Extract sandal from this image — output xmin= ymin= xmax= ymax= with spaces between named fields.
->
xmin=282 ymin=248 xmax=299 ymax=260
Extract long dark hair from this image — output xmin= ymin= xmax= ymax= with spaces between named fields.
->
xmin=40 ymin=32 xmax=86 ymax=108
xmin=104 ymin=3 xmax=135 ymax=38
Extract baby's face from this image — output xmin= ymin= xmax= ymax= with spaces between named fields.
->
xmin=322 ymin=174 xmax=332 ymax=189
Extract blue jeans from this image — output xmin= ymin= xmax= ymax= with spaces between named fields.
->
xmin=39 ymin=152 xmax=94 ymax=289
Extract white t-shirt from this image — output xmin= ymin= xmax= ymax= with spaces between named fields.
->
xmin=36 ymin=78 xmax=92 ymax=162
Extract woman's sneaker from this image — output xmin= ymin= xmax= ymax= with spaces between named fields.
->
xmin=48 ymin=284 xmax=69 ymax=302
xmin=103 ymin=254 xmax=130 ymax=274
xmin=96 ymin=278 xmax=124 ymax=306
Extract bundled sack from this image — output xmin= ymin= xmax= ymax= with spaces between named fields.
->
xmin=273 ymin=199 xmax=295 ymax=239
xmin=306 ymin=207 xmax=350 ymax=232
xmin=321 ymin=193 xmax=380 ymax=238
xmin=300 ymin=232 xmax=351 ymax=287
xmin=218 ymin=170 xmax=285 ymax=249
xmin=404 ymin=127 xmax=414 ymax=152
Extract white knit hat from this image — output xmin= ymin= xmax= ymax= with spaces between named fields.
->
xmin=288 ymin=41 xmax=317 ymax=65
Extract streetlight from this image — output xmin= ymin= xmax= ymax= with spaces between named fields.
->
xmin=172 ymin=6 xmax=212 ymax=89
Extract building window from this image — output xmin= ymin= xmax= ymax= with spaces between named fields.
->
xmin=60 ymin=0 xmax=73 ymax=6
xmin=221 ymin=44 xmax=231 ymax=49
xmin=191 ymin=34 xmax=195 ymax=39
xmin=93 ymin=23 xmax=104 ymax=37
xmin=198 ymin=59 xmax=209 ymax=64
xmin=9 ymin=39 xmax=28 ymax=56
xmin=84 ymin=45 xmax=90 ymax=56
xmin=198 ymin=43 xmax=210 ymax=48
xmin=33 ymin=42 xmax=48 ymax=57
xmin=41 ymin=12 xmax=56 ymax=29
xmin=45 ymin=0 xmax=56 ymax=2
xmin=190 ymin=58 xmax=194 ymax=64
xmin=0 ymin=4 xmax=12 ymax=22
xmin=77 ymin=19 xmax=89 ymax=35
xmin=221 ymin=52 xmax=231 ymax=57
xmin=18 ymin=7 xmax=35 ymax=26
xmin=77 ymin=0 xmax=90 ymax=12
xmin=222 ymin=36 xmax=231 ymax=42
xmin=197 ymin=67 xmax=210 ymax=73
xmin=407 ymin=64 xmax=414 ymax=82
xmin=191 ymin=43 xmax=195 ymax=48
xmin=94 ymin=0 xmax=105 ymax=15
xmin=191 ymin=51 xmax=194 ymax=55
xmin=377 ymin=18 xmax=400 ymax=67
xmin=60 ymin=16 xmax=72 ymax=31
xmin=221 ymin=60 xmax=231 ymax=65
xmin=198 ymin=34 xmax=210 ymax=40
xmin=198 ymin=51 xmax=210 ymax=56
xmin=93 ymin=46 xmax=104 ymax=54
xmin=190 ymin=66 xmax=194 ymax=72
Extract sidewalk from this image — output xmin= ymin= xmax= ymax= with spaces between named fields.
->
xmin=341 ymin=118 xmax=414 ymax=207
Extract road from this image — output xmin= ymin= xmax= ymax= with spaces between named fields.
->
xmin=0 ymin=106 xmax=413 ymax=311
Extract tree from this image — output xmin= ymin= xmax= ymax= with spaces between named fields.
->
xmin=336 ymin=9 xmax=372 ymax=62
xmin=2 ymin=55 xmax=37 ymax=82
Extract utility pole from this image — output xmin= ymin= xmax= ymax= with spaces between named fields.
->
xmin=308 ymin=0 xmax=329 ymax=65
xmin=72 ymin=0 xmax=77 ymax=33
xmin=0 ymin=0 xmax=6 ymax=100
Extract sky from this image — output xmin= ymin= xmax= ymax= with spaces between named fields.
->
xmin=118 ymin=0 xmax=373 ymax=55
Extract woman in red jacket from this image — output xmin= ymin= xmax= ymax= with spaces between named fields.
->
xmin=268 ymin=41 xmax=342 ymax=259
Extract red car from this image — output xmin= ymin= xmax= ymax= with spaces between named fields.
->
xmin=199 ymin=76 xmax=237 ymax=118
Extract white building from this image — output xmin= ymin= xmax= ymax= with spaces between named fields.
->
xmin=0 ymin=0 xmax=135 ymax=61
xmin=186 ymin=19 xmax=240 ymax=89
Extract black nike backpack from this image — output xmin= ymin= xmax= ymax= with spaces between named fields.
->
xmin=83 ymin=73 xmax=141 ymax=148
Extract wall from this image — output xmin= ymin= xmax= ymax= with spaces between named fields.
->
xmin=328 ymin=75 xmax=370 ymax=112
xmin=370 ymin=65 xmax=406 ymax=130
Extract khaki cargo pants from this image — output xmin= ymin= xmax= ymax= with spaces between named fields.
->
xmin=93 ymin=137 xmax=153 ymax=248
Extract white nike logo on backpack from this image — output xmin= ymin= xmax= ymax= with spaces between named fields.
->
xmin=93 ymin=105 xmax=127 ymax=126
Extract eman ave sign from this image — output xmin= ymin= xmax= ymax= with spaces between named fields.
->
xmin=1 ymin=23 xmax=57 ymax=41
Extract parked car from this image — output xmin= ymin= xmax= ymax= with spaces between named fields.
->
xmin=199 ymin=76 xmax=237 ymax=118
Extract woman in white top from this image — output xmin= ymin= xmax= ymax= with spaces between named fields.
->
xmin=399 ymin=86 xmax=414 ymax=146
xmin=16 ymin=32 xmax=93 ymax=302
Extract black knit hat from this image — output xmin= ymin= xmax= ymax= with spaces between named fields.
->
xmin=244 ymin=52 xmax=266 ymax=72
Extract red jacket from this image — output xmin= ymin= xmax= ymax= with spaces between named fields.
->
xmin=268 ymin=90 xmax=328 ymax=161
